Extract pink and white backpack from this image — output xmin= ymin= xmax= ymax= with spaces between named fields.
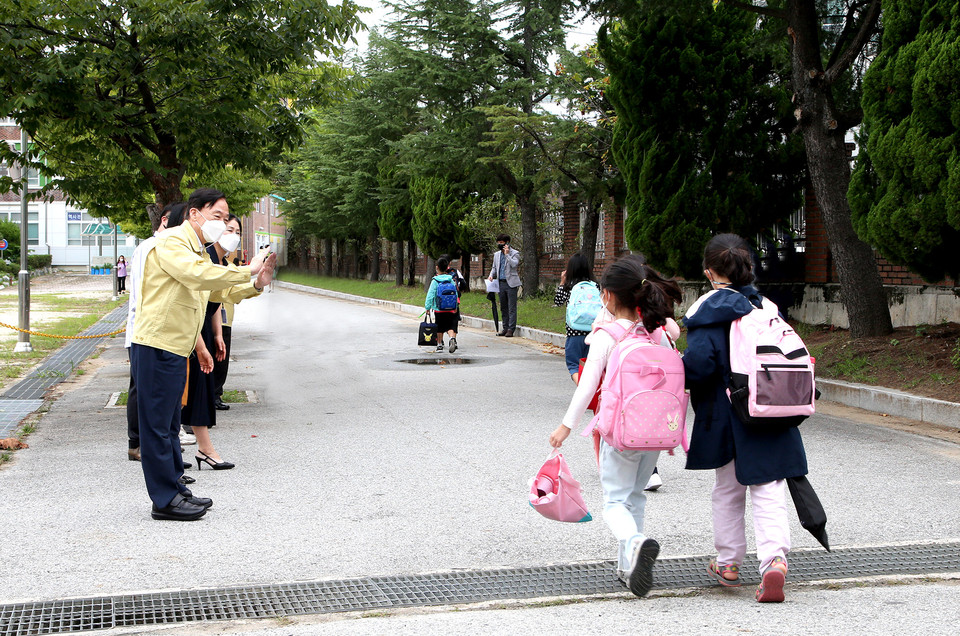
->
xmin=726 ymin=292 xmax=816 ymax=426
xmin=583 ymin=322 xmax=689 ymax=453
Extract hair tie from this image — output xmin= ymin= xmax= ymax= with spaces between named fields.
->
xmin=641 ymin=279 xmax=647 ymax=285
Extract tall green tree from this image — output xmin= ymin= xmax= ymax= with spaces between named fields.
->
xmin=410 ymin=175 xmax=477 ymax=259
xmin=717 ymin=0 xmax=892 ymax=337
xmin=599 ymin=0 xmax=804 ymax=278
xmin=484 ymin=0 xmax=576 ymax=293
xmin=849 ymin=0 xmax=960 ymax=283
xmin=0 ymin=0 xmax=362 ymax=229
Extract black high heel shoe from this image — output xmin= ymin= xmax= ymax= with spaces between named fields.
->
xmin=196 ymin=451 xmax=235 ymax=470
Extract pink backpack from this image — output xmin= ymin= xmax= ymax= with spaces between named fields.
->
xmin=726 ymin=292 xmax=816 ymax=426
xmin=583 ymin=322 xmax=689 ymax=453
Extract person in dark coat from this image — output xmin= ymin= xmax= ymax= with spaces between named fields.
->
xmin=682 ymin=233 xmax=807 ymax=604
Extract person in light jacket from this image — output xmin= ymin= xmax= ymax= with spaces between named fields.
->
xmin=487 ymin=233 xmax=521 ymax=336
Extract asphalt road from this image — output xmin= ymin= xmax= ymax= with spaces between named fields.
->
xmin=1 ymin=287 xmax=958 ymax=633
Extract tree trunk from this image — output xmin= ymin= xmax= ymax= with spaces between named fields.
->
xmin=335 ymin=239 xmax=344 ymax=277
xmin=369 ymin=235 xmax=381 ymax=282
xmin=580 ymin=198 xmax=601 ymax=272
xmin=324 ymin=238 xmax=333 ymax=277
xmin=407 ymin=241 xmax=416 ymax=286
xmin=424 ymin=256 xmax=435 ymax=291
xmin=518 ymin=192 xmax=539 ymax=296
xmin=352 ymin=240 xmax=360 ymax=278
xmin=460 ymin=254 xmax=471 ymax=292
xmin=787 ymin=1 xmax=892 ymax=338
xmin=395 ymin=240 xmax=404 ymax=286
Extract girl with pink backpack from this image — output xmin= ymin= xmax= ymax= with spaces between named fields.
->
xmin=549 ymin=255 xmax=683 ymax=598
xmin=682 ymin=234 xmax=809 ymax=603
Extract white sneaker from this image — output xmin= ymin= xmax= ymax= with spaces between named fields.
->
xmin=448 ymin=338 xmax=458 ymax=353
xmin=179 ymin=429 xmax=196 ymax=445
xmin=645 ymin=471 xmax=662 ymax=492
xmin=626 ymin=537 xmax=660 ymax=598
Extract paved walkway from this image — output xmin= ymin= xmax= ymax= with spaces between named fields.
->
xmin=1 ymin=285 xmax=958 ymax=634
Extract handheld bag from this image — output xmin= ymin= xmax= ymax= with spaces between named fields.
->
xmin=417 ymin=311 xmax=437 ymax=346
xmin=528 ymin=450 xmax=593 ymax=523
xmin=566 ymin=281 xmax=603 ymax=331
xmin=586 ymin=323 xmax=689 ymax=454
xmin=727 ymin=295 xmax=815 ymax=426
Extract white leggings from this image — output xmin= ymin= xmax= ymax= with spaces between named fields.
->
xmin=598 ymin=441 xmax=661 ymax=571
xmin=712 ymin=460 xmax=791 ymax=573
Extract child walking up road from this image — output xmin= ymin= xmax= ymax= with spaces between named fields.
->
xmin=424 ymin=256 xmax=460 ymax=353
xmin=549 ymin=255 xmax=683 ymax=598
xmin=682 ymin=234 xmax=808 ymax=603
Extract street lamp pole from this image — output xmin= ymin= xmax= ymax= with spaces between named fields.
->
xmin=15 ymin=127 xmax=32 ymax=352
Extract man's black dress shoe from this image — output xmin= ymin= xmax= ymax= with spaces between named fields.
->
xmin=214 ymin=398 xmax=230 ymax=411
xmin=186 ymin=495 xmax=213 ymax=509
xmin=151 ymin=493 xmax=207 ymax=521
xmin=504 ymin=330 xmax=514 ymax=337
xmin=497 ymin=330 xmax=507 ymax=336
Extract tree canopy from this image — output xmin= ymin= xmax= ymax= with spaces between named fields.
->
xmin=0 ymin=0 xmax=362 ymax=233
xmin=599 ymin=0 xmax=804 ymax=279
xmin=850 ymin=0 xmax=960 ymax=282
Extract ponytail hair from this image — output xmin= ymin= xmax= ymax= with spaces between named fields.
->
xmin=600 ymin=255 xmax=682 ymax=330
xmin=702 ymin=233 xmax=755 ymax=287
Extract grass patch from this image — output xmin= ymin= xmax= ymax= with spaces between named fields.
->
xmin=0 ymin=295 xmax=125 ymax=391
xmin=116 ymin=391 xmax=129 ymax=406
xmin=221 ymin=389 xmax=248 ymax=403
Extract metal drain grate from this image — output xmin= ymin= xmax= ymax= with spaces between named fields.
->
xmin=2 ymin=542 xmax=959 ymax=635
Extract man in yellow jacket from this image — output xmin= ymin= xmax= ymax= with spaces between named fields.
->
xmin=131 ymin=187 xmax=275 ymax=520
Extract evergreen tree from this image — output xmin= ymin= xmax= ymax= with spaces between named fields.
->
xmin=716 ymin=0 xmax=891 ymax=338
xmin=410 ymin=175 xmax=475 ymax=258
xmin=599 ymin=0 xmax=804 ymax=278
xmin=850 ymin=0 xmax=960 ymax=282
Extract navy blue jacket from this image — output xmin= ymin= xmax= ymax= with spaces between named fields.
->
xmin=682 ymin=286 xmax=808 ymax=485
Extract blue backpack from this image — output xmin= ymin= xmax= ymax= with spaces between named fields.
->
xmin=566 ymin=281 xmax=602 ymax=331
xmin=435 ymin=277 xmax=459 ymax=310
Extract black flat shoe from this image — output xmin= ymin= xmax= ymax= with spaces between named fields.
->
xmin=151 ymin=494 xmax=207 ymax=521
xmin=497 ymin=330 xmax=507 ymax=336
xmin=179 ymin=474 xmax=196 ymax=485
xmin=196 ymin=451 xmax=235 ymax=470
xmin=214 ymin=398 xmax=230 ymax=411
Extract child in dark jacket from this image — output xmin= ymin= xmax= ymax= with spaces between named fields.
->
xmin=682 ymin=234 xmax=808 ymax=603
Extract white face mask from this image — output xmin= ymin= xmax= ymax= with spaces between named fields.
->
xmin=200 ymin=216 xmax=226 ymax=243
xmin=218 ymin=233 xmax=241 ymax=253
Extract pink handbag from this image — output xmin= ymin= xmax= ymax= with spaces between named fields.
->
xmin=528 ymin=450 xmax=593 ymax=523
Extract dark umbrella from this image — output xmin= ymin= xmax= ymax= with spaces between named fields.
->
xmin=487 ymin=291 xmax=500 ymax=333
xmin=787 ymin=475 xmax=830 ymax=551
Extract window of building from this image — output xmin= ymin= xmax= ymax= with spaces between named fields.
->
xmin=27 ymin=167 xmax=40 ymax=189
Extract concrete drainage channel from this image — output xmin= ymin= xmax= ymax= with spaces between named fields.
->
xmin=2 ymin=542 xmax=959 ymax=635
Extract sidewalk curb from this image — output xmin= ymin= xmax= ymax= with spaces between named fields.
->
xmin=817 ymin=379 xmax=960 ymax=431
xmin=276 ymin=281 xmax=566 ymax=347
xmin=276 ymin=281 xmax=959 ymax=430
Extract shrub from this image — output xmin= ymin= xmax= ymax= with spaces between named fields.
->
xmin=27 ymin=254 xmax=52 ymax=270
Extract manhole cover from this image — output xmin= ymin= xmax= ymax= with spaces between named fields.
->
xmin=397 ymin=357 xmax=476 ymax=365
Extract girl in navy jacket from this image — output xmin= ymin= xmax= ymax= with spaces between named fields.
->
xmin=682 ymin=234 xmax=807 ymax=603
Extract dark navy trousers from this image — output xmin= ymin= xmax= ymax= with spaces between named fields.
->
xmin=130 ymin=343 xmax=188 ymax=508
